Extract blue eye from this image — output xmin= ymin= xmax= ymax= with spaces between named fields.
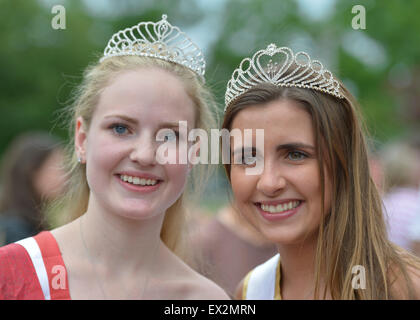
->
xmin=163 ymin=131 xmax=178 ymax=142
xmin=287 ymin=151 xmax=307 ymax=161
xmin=111 ymin=124 xmax=128 ymax=135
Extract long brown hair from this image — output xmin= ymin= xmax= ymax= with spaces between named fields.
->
xmin=222 ymin=82 xmax=420 ymax=299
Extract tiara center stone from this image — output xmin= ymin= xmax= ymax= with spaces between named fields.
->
xmin=266 ymin=43 xmax=277 ymax=56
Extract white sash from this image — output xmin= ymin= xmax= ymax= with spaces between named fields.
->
xmin=16 ymin=237 xmax=51 ymax=300
xmin=245 ymin=253 xmax=280 ymax=300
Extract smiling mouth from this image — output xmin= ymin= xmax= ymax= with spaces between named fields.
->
xmin=118 ymin=174 xmax=162 ymax=186
xmin=255 ymin=200 xmax=303 ymax=214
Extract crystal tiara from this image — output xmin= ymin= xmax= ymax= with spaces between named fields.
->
xmin=100 ymin=14 xmax=206 ymax=81
xmin=225 ymin=44 xmax=344 ymax=111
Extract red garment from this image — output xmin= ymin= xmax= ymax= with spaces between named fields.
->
xmin=0 ymin=231 xmax=70 ymax=300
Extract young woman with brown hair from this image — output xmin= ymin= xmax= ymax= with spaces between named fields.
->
xmin=222 ymin=44 xmax=420 ymax=299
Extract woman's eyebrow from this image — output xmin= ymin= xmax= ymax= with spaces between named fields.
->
xmin=232 ymin=143 xmax=314 ymax=156
xmin=157 ymin=122 xmax=183 ymax=130
xmin=104 ymin=114 xmax=137 ymax=124
xmin=103 ymin=115 xmax=180 ymax=129
xmin=276 ymin=143 xmax=315 ymax=151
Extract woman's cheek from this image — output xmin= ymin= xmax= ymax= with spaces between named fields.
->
xmin=230 ymin=167 xmax=249 ymax=202
xmin=168 ymin=163 xmax=189 ymax=184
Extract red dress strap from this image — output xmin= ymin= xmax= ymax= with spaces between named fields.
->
xmin=0 ymin=231 xmax=71 ymax=300
xmin=0 ymin=242 xmax=44 ymax=299
xmin=33 ymin=231 xmax=70 ymax=300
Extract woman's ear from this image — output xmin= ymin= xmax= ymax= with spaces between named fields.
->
xmin=75 ymin=116 xmax=87 ymax=163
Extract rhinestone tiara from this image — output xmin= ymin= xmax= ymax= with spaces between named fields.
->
xmin=225 ymin=44 xmax=344 ymax=111
xmin=100 ymin=14 xmax=206 ymax=81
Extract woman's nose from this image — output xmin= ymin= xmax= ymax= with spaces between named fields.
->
xmin=256 ymin=161 xmax=286 ymax=197
xmin=129 ymin=134 xmax=157 ymax=166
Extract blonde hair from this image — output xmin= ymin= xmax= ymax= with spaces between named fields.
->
xmin=47 ymin=55 xmax=218 ymax=261
xmin=222 ymin=82 xmax=420 ymax=299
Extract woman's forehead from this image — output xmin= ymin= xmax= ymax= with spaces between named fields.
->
xmin=91 ymin=69 xmax=196 ymax=124
xmin=230 ymin=100 xmax=314 ymax=142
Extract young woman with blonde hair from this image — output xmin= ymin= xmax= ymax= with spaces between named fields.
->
xmin=0 ymin=15 xmax=229 ymax=300
xmin=222 ymin=44 xmax=420 ymax=299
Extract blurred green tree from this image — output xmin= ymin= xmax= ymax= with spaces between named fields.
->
xmin=0 ymin=0 xmax=202 ymax=154
xmin=206 ymin=0 xmax=420 ymax=144
xmin=1 ymin=0 xmax=419 ymax=156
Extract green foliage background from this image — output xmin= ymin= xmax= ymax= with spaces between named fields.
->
xmin=0 ymin=0 xmax=419 ymax=210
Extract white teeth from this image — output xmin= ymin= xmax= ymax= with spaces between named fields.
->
xmin=261 ymin=201 xmax=300 ymax=214
xmin=120 ymin=175 xmax=158 ymax=186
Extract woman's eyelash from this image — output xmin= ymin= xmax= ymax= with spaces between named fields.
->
xmin=109 ymin=123 xmax=129 ymax=135
xmin=286 ymin=150 xmax=308 ymax=161
xmin=231 ymin=149 xmax=258 ymax=166
xmin=163 ymin=131 xmax=180 ymax=141
xmin=108 ymin=124 xmax=181 ymax=140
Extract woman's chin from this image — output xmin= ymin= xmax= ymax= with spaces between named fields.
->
xmin=258 ymin=227 xmax=311 ymax=246
xmin=115 ymin=205 xmax=161 ymax=221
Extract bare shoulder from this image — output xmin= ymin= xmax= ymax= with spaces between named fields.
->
xmin=182 ymin=270 xmax=231 ymax=300
xmin=160 ymin=247 xmax=230 ymax=300
xmin=405 ymin=264 xmax=420 ymax=299
xmin=389 ymin=251 xmax=420 ymax=299
xmin=391 ymin=265 xmax=420 ymax=299
xmin=49 ymin=219 xmax=82 ymax=255
xmin=50 ymin=218 xmax=78 ymax=243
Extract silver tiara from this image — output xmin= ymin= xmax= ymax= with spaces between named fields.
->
xmin=225 ymin=44 xmax=344 ymax=111
xmin=100 ymin=14 xmax=206 ymax=81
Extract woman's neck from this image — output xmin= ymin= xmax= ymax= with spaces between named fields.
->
xmin=80 ymin=197 xmax=165 ymax=274
xmin=277 ymin=236 xmax=327 ymax=299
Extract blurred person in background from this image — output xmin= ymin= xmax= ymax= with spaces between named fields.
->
xmin=190 ymin=204 xmax=277 ymax=298
xmin=381 ymin=139 xmax=420 ymax=254
xmin=0 ymin=132 xmax=66 ymax=246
